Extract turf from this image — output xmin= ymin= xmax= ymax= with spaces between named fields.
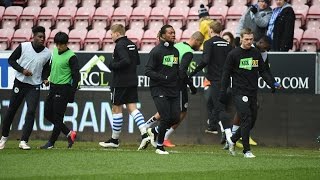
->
xmin=0 ymin=140 xmax=319 ymax=180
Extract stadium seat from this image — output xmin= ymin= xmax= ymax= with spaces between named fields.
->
xmin=290 ymin=0 xmax=308 ymax=6
xmin=63 ymin=0 xmax=80 ymax=7
xmin=2 ymin=6 xmax=23 ymax=29
xmin=225 ymin=5 xmax=247 ymax=29
xmin=300 ymin=29 xmax=320 ymax=52
xmin=45 ymin=0 xmax=63 ymax=7
xmin=28 ymin=0 xmax=44 ymax=6
xmin=214 ymin=0 xmax=230 ymax=6
xmin=313 ymin=0 xmax=320 ymax=6
xmin=126 ymin=28 xmax=144 ymax=48
xmin=0 ymin=29 xmax=15 ymax=50
xmin=74 ymin=7 xmax=96 ymax=30
xmin=82 ymin=0 xmax=98 ymax=7
xmin=292 ymin=4 xmax=309 ymax=28
xmin=180 ymin=29 xmax=195 ymax=42
xmin=84 ymin=29 xmax=106 ymax=51
xmin=193 ymin=0 xmax=212 ymax=7
xmin=154 ymin=0 xmax=173 ymax=7
xmin=19 ymin=6 xmax=41 ymax=29
xmin=187 ymin=6 xmax=199 ymax=23
xmin=12 ymin=0 xmax=27 ymax=6
xmin=148 ymin=6 xmax=170 ymax=30
xmin=111 ymin=7 xmax=133 ymax=27
xmin=102 ymin=30 xmax=115 ymax=51
xmin=99 ymin=0 xmax=115 ymax=7
xmin=118 ymin=0 xmax=134 ymax=7
xmin=37 ymin=7 xmax=59 ymax=31
xmin=136 ymin=0 xmax=155 ymax=7
xmin=292 ymin=28 xmax=304 ymax=51
xmin=11 ymin=28 xmax=32 ymax=50
xmin=232 ymin=0 xmax=251 ymax=6
xmin=46 ymin=28 xmax=69 ymax=49
xmin=174 ymin=0 xmax=192 ymax=7
xmin=209 ymin=5 xmax=228 ymax=25
xmin=0 ymin=6 xmax=5 ymax=22
xmin=175 ymin=29 xmax=182 ymax=42
xmin=168 ymin=7 xmax=190 ymax=30
xmin=68 ymin=29 xmax=88 ymax=51
xmin=56 ymin=6 xmax=77 ymax=30
xmin=140 ymin=29 xmax=158 ymax=52
xmin=306 ymin=5 xmax=320 ymax=30
xmin=130 ymin=6 xmax=152 ymax=29
xmin=92 ymin=7 xmax=114 ymax=30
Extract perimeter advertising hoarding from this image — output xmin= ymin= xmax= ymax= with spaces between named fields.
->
xmin=0 ymin=52 xmax=318 ymax=147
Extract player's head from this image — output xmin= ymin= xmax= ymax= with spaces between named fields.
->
xmin=189 ymin=31 xmax=204 ymax=51
xmin=32 ymin=26 xmax=46 ymax=47
xmin=159 ymin=25 xmax=175 ymax=43
xmin=198 ymin=4 xmax=209 ymax=19
xmin=209 ymin=21 xmax=223 ymax=35
xmin=54 ymin=32 xmax=69 ymax=53
xmin=240 ymin=28 xmax=254 ymax=49
xmin=110 ymin=24 xmax=125 ymax=42
xmin=256 ymin=35 xmax=271 ymax=52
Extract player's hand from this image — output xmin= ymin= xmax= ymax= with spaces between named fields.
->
xmin=22 ymin=69 xmax=33 ymax=76
xmin=43 ymin=80 xmax=50 ymax=86
xmin=271 ymin=82 xmax=281 ymax=93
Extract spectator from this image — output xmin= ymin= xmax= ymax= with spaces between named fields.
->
xmin=235 ymin=0 xmax=272 ymax=46
xmin=222 ymin=32 xmax=236 ymax=48
xmin=267 ymin=0 xmax=295 ymax=51
xmin=198 ymin=4 xmax=214 ymax=50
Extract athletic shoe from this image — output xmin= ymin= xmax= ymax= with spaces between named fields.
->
xmin=67 ymin=131 xmax=77 ymax=148
xmin=222 ymin=142 xmax=229 ymax=150
xmin=0 ymin=136 xmax=8 ymax=150
xmin=155 ymin=146 xmax=169 ymax=155
xmin=163 ymin=139 xmax=176 ymax=147
xmin=220 ymin=132 xmax=226 ymax=144
xmin=147 ymin=128 xmax=157 ymax=148
xmin=205 ymin=128 xmax=218 ymax=134
xmin=226 ymin=131 xmax=236 ymax=156
xmin=19 ymin=141 xmax=31 ymax=150
xmin=40 ymin=142 xmax=54 ymax=149
xmin=236 ymin=141 xmax=243 ymax=148
xmin=244 ymin=151 xmax=256 ymax=158
xmin=138 ymin=133 xmax=150 ymax=150
xmin=249 ymin=137 xmax=258 ymax=146
xmin=99 ymin=138 xmax=119 ymax=148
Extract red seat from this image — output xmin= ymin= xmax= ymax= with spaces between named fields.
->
xmin=130 ymin=6 xmax=152 ymax=29
xmin=45 ymin=0 xmax=63 ymax=7
xmin=290 ymin=0 xmax=308 ymax=6
xmin=2 ymin=6 xmax=23 ymax=29
xmin=225 ymin=5 xmax=247 ymax=29
xmin=148 ymin=6 xmax=170 ymax=29
xmin=168 ymin=7 xmax=190 ymax=30
xmin=99 ymin=0 xmax=115 ymax=7
xmin=19 ymin=6 xmax=41 ymax=29
xmin=82 ymin=0 xmax=98 ymax=7
xmin=174 ymin=0 xmax=191 ymax=7
xmin=92 ymin=7 xmax=114 ymax=30
xmin=214 ymin=0 xmax=230 ymax=6
xmin=187 ymin=6 xmax=199 ymax=23
xmin=209 ymin=5 xmax=228 ymax=25
xmin=37 ymin=7 xmax=59 ymax=31
xmin=11 ymin=28 xmax=32 ymax=50
xmin=12 ymin=0 xmax=27 ymax=6
xmin=126 ymin=28 xmax=144 ymax=48
xmin=56 ymin=6 xmax=77 ymax=30
xmin=111 ymin=7 xmax=133 ymax=27
xmin=174 ymin=29 xmax=182 ymax=42
xmin=46 ymin=29 xmax=69 ymax=49
xmin=74 ymin=7 xmax=96 ymax=30
xmin=306 ymin=5 xmax=320 ymax=30
xmin=102 ymin=30 xmax=114 ymax=51
xmin=28 ymin=0 xmax=44 ymax=6
xmin=68 ymin=29 xmax=88 ymax=51
xmin=154 ymin=0 xmax=173 ymax=7
xmin=313 ymin=0 xmax=320 ymax=6
xmin=300 ymin=29 xmax=320 ymax=51
xmin=292 ymin=28 xmax=304 ymax=51
xmin=63 ymin=0 xmax=80 ymax=7
xmin=193 ymin=0 xmax=212 ymax=7
xmin=136 ymin=0 xmax=155 ymax=7
xmin=0 ymin=29 xmax=15 ymax=50
xmin=180 ymin=29 xmax=194 ymax=42
xmin=232 ymin=0 xmax=251 ymax=6
xmin=0 ymin=6 xmax=5 ymax=22
xmin=118 ymin=0 xmax=134 ymax=7
xmin=292 ymin=4 xmax=309 ymax=28
xmin=84 ymin=29 xmax=106 ymax=51
xmin=140 ymin=29 xmax=158 ymax=51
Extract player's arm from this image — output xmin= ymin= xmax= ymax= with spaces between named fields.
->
xmin=69 ymin=55 xmax=81 ymax=90
xmin=41 ymin=58 xmax=51 ymax=83
xmin=257 ymin=53 xmax=277 ymax=90
xmin=145 ymin=50 xmax=167 ymax=81
xmin=109 ymin=43 xmax=132 ymax=70
xmin=179 ymin=52 xmax=193 ymax=83
xmin=8 ymin=44 xmax=24 ymax=73
xmin=189 ymin=41 xmax=211 ymax=77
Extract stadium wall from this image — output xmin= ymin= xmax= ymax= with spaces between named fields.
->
xmin=0 ymin=52 xmax=319 ymax=148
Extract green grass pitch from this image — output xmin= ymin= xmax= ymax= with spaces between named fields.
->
xmin=0 ymin=140 xmax=319 ymax=180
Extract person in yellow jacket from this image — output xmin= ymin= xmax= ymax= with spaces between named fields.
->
xmin=198 ymin=4 xmax=214 ymax=50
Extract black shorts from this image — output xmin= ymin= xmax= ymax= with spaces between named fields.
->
xmin=180 ymin=87 xmax=188 ymax=112
xmin=111 ymin=87 xmax=139 ymax=105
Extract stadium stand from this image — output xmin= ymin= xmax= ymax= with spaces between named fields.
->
xmin=111 ymin=6 xmax=133 ymax=27
xmin=136 ymin=0 xmax=155 ymax=7
xmin=84 ymin=29 xmax=106 ymax=51
xmin=130 ymin=6 xmax=152 ymax=29
xmin=74 ymin=6 xmax=96 ymax=30
xmin=154 ymin=0 xmax=173 ymax=7
xmin=125 ymin=28 xmax=144 ymax=48
xmin=0 ymin=6 xmax=5 ymax=22
xmin=300 ymin=28 xmax=320 ymax=52
xmin=0 ymin=29 xmax=15 ymax=50
xmin=19 ymin=6 xmax=41 ymax=29
xmin=11 ymin=28 xmax=32 ymax=50
xmin=209 ymin=5 xmax=228 ymax=25
xmin=27 ymin=0 xmax=44 ymax=7
xmin=1 ymin=6 xmax=23 ymax=29
xmin=92 ymin=6 xmax=114 ymax=30
xmin=148 ymin=6 xmax=170 ymax=30
xmin=63 ymin=0 xmax=81 ymax=7
xmin=99 ymin=0 xmax=116 ymax=7
xmin=37 ymin=6 xmax=59 ymax=31
xmin=45 ymin=0 xmax=63 ymax=7
xmin=82 ymin=0 xmax=98 ymax=7
xmin=56 ymin=6 xmax=77 ymax=30
xmin=167 ymin=6 xmax=190 ymax=30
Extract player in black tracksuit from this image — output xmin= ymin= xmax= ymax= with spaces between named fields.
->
xmin=145 ymin=25 xmax=180 ymax=154
xmin=220 ymin=28 xmax=279 ymax=158
xmin=189 ymin=22 xmax=233 ymax=133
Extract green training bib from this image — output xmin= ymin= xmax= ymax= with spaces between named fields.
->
xmin=239 ymin=57 xmax=253 ymax=70
xmin=162 ymin=55 xmax=174 ymax=67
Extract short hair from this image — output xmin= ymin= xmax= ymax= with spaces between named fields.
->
xmin=110 ymin=24 xmax=125 ymax=35
xmin=209 ymin=21 xmax=223 ymax=34
xmin=32 ymin=26 xmax=45 ymax=35
xmin=191 ymin=31 xmax=204 ymax=42
xmin=54 ymin=32 xmax=69 ymax=44
xmin=240 ymin=28 xmax=254 ymax=38
xmin=159 ymin=24 xmax=174 ymax=37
